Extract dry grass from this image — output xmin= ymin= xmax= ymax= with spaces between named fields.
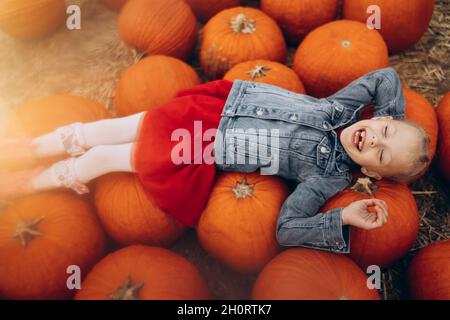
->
xmin=0 ymin=0 xmax=448 ymax=300
xmin=0 ymin=0 xmax=140 ymax=126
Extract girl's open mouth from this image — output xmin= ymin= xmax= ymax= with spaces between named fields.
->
xmin=352 ymin=128 xmax=366 ymax=152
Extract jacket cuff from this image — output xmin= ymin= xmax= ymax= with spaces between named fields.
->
xmin=374 ymin=101 xmax=405 ymax=120
xmin=393 ymin=112 xmax=405 ymax=120
xmin=324 ymin=208 xmax=350 ymax=254
xmin=390 ymin=99 xmax=405 ymax=119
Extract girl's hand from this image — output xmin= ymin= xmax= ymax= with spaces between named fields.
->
xmin=341 ymin=199 xmax=388 ymax=230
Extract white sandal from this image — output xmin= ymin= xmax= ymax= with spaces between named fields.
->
xmin=51 ymin=158 xmax=89 ymax=195
xmin=56 ymin=122 xmax=88 ymax=157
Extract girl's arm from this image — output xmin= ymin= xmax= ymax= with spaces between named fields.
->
xmin=276 ymin=175 xmax=352 ymax=253
xmin=326 ymin=67 xmax=405 ymax=120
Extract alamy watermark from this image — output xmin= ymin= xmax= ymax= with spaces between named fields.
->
xmin=62 ymin=4 xmax=381 ymax=32
xmin=366 ymin=265 xmax=382 ymax=290
xmin=64 ymin=264 xmax=382 ymax=292
xmin=366 ymin=5 xmax=382 ymax=30
xmin=170 ymin=121 xmax=280 ymax=175
xmin=66 ymin=265 xmax=81 ymax=290
xmin=66 ymin=5 xmax=81 ymax=30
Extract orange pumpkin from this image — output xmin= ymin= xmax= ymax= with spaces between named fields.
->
xmin=343 ymin=0 xmax=435 ymax=53
xmin=261 ymin=0 xmax=339 ymax=44
xmin=361 ymin=88 xmax=438 ymax=168
xmin=437 ymin=92 xmax=450 ymax=181
xmin=75 ymin=245 xmax=210 ymax=300
xmin=119 ymin=0 xmax=197 ymax=59
xmin=100 ymin=0 xmax=128 ymax=12
xmin=8 ymin=95 xmax=110 ymax=137
xmin=197 ymin=172 xmax=289 ymax=273
xmin=185 ymin=0 xmax=241 ymax=22
xmin=403 ymin=88 xmax=438 ymax=163
xmin=293 ymin=20 xmax=389 ymax=98
xmin=94 ymin=173 xmax=186 ymax=247
xmin=0 ymin=0 xmax=66 ymax=40
xmin=0 ymin=191 xmax=107 ymax=299
xmin=253 ymin=248 xmax=380 ymax=300
xmin=200 ymin=7 xmax=287 ymax=79
xmin=408 ymin=240 xmax=450 ymax=300
xmin=114 ymin=55 xmax=200 ymax=116
xmin=5 ymin=95 xmax=110 ymax=169
xmin=223 ymin=59 xmax=306 ymax=93
xmin=322 ymin=177 xmax=419 ymax=269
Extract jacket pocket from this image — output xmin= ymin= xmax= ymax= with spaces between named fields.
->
xmin=330 ymin=100 xmax=345 ymax=122
xmin=289 ymin=133 xmax=324 ymax=160
xmin=316 ymin=136 xmax=332 ymax=169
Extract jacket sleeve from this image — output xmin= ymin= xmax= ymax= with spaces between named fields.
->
xmin=276 ymin=175 xmax=352 ymax=254
xmin=326 ymin=67 xmax=405 ymax=120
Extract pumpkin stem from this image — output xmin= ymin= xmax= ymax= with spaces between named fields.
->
xmin=232 ymin=176 xmax=255 ymax=199
xmin=341 ymin=40 xmax=351 ymax=48
xmin=108 ymin=276 xmax=145 ymax=300
xmin=230 ymin=14 xmax=256 ymax=34
xmin=13 ymin=216 xmax=44 ymax=247
xmin=350 ymin=177 xmax=378 ymax=196
xmin=247 ymin=65 xmax=271 ymax=80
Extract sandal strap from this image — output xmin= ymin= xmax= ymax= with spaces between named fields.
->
xmin=56 ymin=123 xmax=87 ymax=157
xmin=51 ymin=158 xmax=89 ymax=195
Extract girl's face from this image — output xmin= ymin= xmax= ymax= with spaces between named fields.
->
xmin=340 ymin=116 xmax=421 ymax=180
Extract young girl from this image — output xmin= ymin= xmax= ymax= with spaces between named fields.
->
xmin=0 ymin=67 xmax=429 ymax=253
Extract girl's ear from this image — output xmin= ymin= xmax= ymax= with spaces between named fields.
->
xmin=361 ymin=167 xmax=382 ymax=180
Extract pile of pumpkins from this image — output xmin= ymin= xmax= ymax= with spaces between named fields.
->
xmin=0 ymin=0 xmax=448 ymax=300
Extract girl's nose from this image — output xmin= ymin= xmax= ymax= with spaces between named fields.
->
xmin=370 ymin=135 xmax=378 ymax=147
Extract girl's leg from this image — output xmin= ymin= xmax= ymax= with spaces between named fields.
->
xmin=31 ymin=143 xmax=135 ymax=192
xmin=33 ymin=112 xmax=145 ymax=158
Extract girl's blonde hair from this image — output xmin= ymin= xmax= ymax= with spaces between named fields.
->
xmin=388 ymin=120 xmax=430 ymax=183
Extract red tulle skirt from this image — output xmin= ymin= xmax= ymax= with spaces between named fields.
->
xmin=133 ymin=80 xmax=234 ymax=227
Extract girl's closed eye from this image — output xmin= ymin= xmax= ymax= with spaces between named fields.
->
xmin=379 ymin=123 xmax=388 ymax=163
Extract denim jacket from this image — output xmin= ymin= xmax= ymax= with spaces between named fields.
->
xmin=214 ymin=67 xmax=405 ymax=254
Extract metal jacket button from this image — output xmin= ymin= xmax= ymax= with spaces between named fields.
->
xmin=334 ymin=104 xmax=343 ymax=112
xmin=256 ymin=108 xmax=264 ymax=116
xmin=290 ymin=114 xmax=298 ymax=121
xmin=320 ymin=146 xmax=329 ymax=154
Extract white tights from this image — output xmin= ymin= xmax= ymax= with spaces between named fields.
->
xmin=31 ymin=112 xmax=145 ymax=192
